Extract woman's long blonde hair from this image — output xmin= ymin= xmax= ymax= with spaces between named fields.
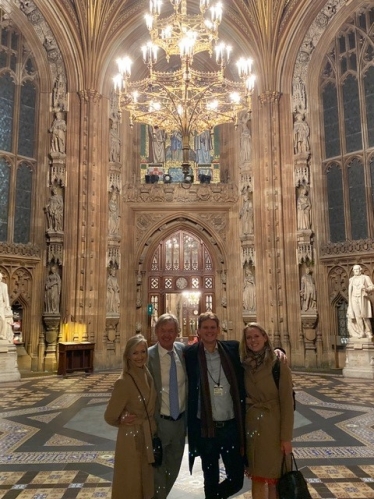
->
xmin=122 ymin=334 xmax=149 ymax=374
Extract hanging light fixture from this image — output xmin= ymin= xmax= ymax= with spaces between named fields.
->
xmin=114 ymin=0 xmax=255 ymax=179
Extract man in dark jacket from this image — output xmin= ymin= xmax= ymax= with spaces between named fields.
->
xmin=184 ymin=312 xmax=246 ymax=499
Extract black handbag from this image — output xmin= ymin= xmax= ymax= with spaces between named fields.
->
xmin=278 ymin=453 xmax=312 ymax=499
xmin=127 ymin=373 xmax=163 ymax=467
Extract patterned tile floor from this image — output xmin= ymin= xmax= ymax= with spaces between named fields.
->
xmin=1 ymin=371 xmax=374 ymax=498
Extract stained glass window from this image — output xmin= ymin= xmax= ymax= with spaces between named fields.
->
xmin=321 ymin=6 xmax=374 ymax=241
xmin=0 ymin=21 xmax=37 ymax=243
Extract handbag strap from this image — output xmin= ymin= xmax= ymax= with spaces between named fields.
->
xmin=281 ymin=452 xmax=298 ymax=475
xmin=127 ymin=372 xmax=153 ymax=436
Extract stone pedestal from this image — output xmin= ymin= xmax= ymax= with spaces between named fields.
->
xmin=302 ymin=313 xmax=318 ymax=368
xmin=0 ymin=339 xmax=21 ymax=382
xmin=343 ymin=340 xmax=374 ymax=379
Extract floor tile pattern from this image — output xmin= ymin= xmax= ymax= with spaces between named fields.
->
xmin=0 ymin=371 xmax=374 ymax=498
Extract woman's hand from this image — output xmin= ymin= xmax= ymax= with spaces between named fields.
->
xmin=119 ymin=411 xmax=136 ymax=425
xmin=281 ymin=441 xmax=292 ymax=454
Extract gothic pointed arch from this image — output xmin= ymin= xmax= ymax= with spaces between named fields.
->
xmin=135 ymin=216 xmax=228 ymax=338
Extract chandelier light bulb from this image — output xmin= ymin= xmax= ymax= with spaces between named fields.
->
xmin=245 ymin=74 xmax=256 ymax=92
xmin=145 ymin=14 xmax=153 ymax=30
xmin=179 ymin=36 xmax=195 ymax=58
xmin=113 ymin=74 xmax=122 ymax=91
xmin=230 ymin=92 xmax=241 ymax=104
xmin=237 ymin=57 xmax=253 ymax=78
xmin=161 ymin=25 xmax=172 ymax=39
xmin=132 ymin=91 xmax=139 ymax=103
xmin=142 ymin=42 xmax=158 ymax=64
xmin=149 ymin=100 xmax=161 ymax=112
xmin=210 ymin=2 xmax=223 ymax=24
xmin=149 ymin=0 xmax=162 ymax=16
xmin=116 ymin=56 xmax=132 ymax=77
xmin=207 ymin=100 xmax=219 ymax=111
xmin=215 ymin=42 xmax=231 ymax=66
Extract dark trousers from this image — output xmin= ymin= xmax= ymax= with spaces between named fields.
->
xmin=198 ymin=419 xmax=244 ymax=499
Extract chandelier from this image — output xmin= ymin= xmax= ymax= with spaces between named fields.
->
xmin=114 ymin=0 xmax=255 ymax=176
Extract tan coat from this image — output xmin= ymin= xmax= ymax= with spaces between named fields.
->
xmin=243 ymin=357 xmax=294 ymax=480
xmin=104 ymin=367 xmax=157 ymax=499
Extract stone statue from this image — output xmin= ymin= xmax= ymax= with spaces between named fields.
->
xmin=300 ymin=267 xmax=316 ymax=312
xmin=239 ymin=111 xmax=251 ymax=164
xmin=149 ymin=126 xmax=166 ymax=163
xmin=108 ymin=190 xmax=120 ymax=235
xmin=347 ymin=264 xmax=374 ymax=339
xmin=0 ymin=272 xmax=13 ymax=342
xmin=45 ymin=186 xmax=63 ymax=232
xmin=240 ymin=188 xmax=254 ymax=235
xmin=110 ymin=120 xmax=121 ymax=163
xmin=107 ymin=267 xmax=120 ymax=314
xmin=297 ymin=187 xmax=311 ymax=230
xmin=243 ymin=267 xmax=256 ymax=311
xmin=45 ymin=266 xmax=61 ymax=314
xmin=293 ymin=112 xmax=310 ymax=154
xmin=49 ymin=111 xmax=67 ymax=153
xmin=194 ymin=130 xmax=212 ymax=164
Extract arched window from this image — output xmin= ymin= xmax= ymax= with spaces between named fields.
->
xmin=148 ymin=230 xmax=215 ymax=335
xmin=321 ymin=6 xmax=374 ymax=242
xmin=0 ymin=17 xmax=38 ymax=244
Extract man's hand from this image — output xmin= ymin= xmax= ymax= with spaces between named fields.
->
xmin=275 ymin=349 xmax=288 ymax=364
xmin=119 ymin=411 xmax=136 ymax=425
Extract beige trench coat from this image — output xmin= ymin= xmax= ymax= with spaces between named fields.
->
xmin=243 ymin=358 xmax=294 ymax=480
xmin=104 ymin=367 xmax=157 ymax=499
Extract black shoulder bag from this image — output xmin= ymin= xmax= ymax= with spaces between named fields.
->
xmin=278 ymin=452 xmax=312 ymax=499
xmin=127 ymin=373 xmax=163 ymax=467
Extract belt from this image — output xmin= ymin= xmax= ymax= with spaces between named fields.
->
xmin=160 ymin=412 xmax=185 ymax=421
xmin=214 ymin=419 xmax=235 ymax=428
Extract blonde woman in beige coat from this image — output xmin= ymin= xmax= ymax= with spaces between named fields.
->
xmin=105 ymin=335 xmax=157 ymax=499
xmin=240 ymin=324 xmax=294 ymax=499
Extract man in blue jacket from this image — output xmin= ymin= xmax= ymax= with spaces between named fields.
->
xmin=184 ymin=312 xmax=246 ymax=499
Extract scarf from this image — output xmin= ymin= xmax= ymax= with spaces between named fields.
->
xmin=244 ymin=347 xmax=267 ymax=373
xmin=197 ymin=341 xmax=245 ymax=454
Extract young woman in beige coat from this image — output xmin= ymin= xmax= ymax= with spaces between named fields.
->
xmin=240 ymin=323 xmax=294 ymax=499
xmin=104 ymin=334 xmax=157 ymax=499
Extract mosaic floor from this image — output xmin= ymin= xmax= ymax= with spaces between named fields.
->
xmin=1 ymin=371 xmax=374 ymax=498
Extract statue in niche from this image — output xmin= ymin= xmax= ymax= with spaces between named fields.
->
xmin=149 ymin=125 xmax=166 ymax=163
xmin=45 ymin=186 xmax=64 ymax=232
xmin=107 ymin=267 xmax=120 ymax=314
xmin=0 ymin=271 xmax=13 ymax=342
xmin=194 ymin=130 xmax=212 ymax=164
xmin=109 ymin=120 xmax=121 ymax=163
xmin=293 ymin=112 xmax=310 ymax=154
xmin=347 ymin=264 xmax=374 ymax=339
xmin=240 ymin=187 xmax=254 ymax=235
xmin=108 ymin=189 xmax=120 ymax=235
xmin=53 ymin=73 xmax=67 ymax=111
xmin=292 ymin=76 xmax=307 ymax=113
xmin=239 ymin=111 xmax=252 ymax=164
xmin=300 ymin=267 xmax=316 ymax=312
xmin=49 ymin=111 xmax=67 ymax=153
xmin=297 ymin=186 xmax=311 ymax=230
xmin=45 ymin=266 xmax=61 ymax=314
xmin=243 ymin=267 xmax=256 ymax=312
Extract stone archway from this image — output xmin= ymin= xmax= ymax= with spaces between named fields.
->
xmin=134 ymin=216 xmax=229 ymax=342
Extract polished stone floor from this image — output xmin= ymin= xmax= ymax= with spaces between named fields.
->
xmin=1 ymin=370 xmax=374 ymax=498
